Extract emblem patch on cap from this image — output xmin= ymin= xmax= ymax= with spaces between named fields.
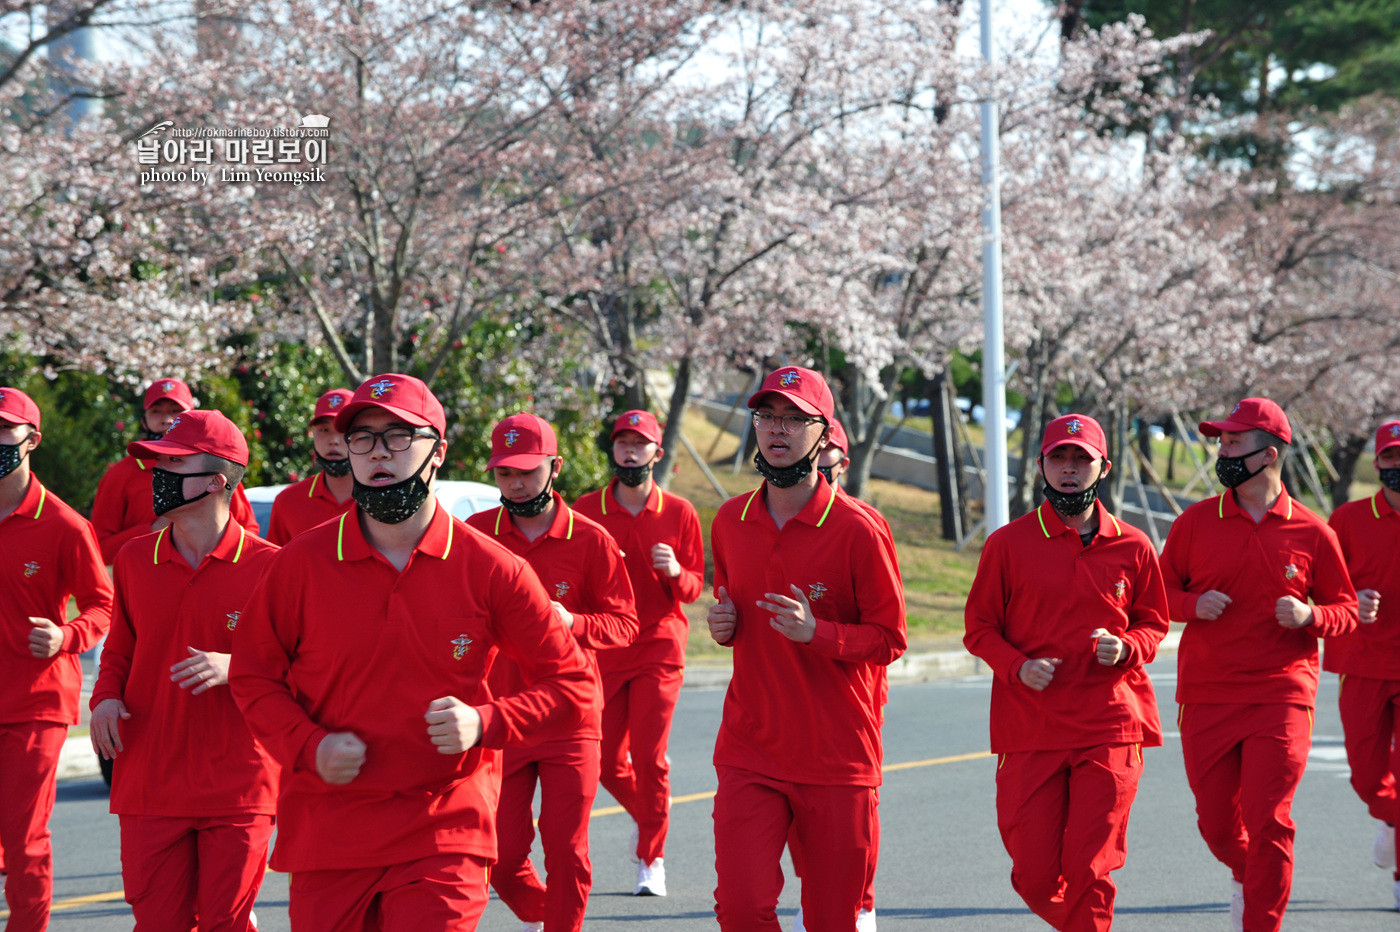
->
xmin=163 ymin=381 xmax=175 ymax=392
xmin=1231 ymin=402 xmax=1242 ymax=415
xmin=1390 ymin=425 xmax=1399 ymax=439
xmin=451 ymin=634 xmax=472 ymax=660
xmin=226 ymin=611 xmax=241 ymax=630
xmin=779 ymin=370 xmax=800 ymax=388
xmin=1114 ymin=580 xmax=1126 ymax=600
xmin=555 ymin=581 xmax=571 ymax=599
xmin=1067 ymin=418 xmax=1083 ymax=435
xmin=504 ymin=429 xmax=520 ymax=447
xmin=24 ymin=561 xmax=40 ymax=578
xmin=629 ymin=414 xmax=641 ymax=425
xmin=808 ymin=582 xmax=827 ymax=600
xmin=1285 ymin=564 xmax=1298 ymax=580
xmin=169 ymin=415 xmax=182 ymax=431
xmin=369 ymin=379 xmax=395 ymax=399
xmin=329 ymin=396 xmax=344 ymax=409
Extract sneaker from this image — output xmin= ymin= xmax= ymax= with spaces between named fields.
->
xmin=249 ymin=910 xmax=258 ymax=929
xmin=792 ymin=907 xmax=806 ymax=932
xmin=635 ymin=857 xmax=666 ymax=896
xmin=522 ymin=923 xmax=543 ymax=932
xmin=1393 ymin=878 xmax=1400 ymax=912
xmin=1229 ymin=879 xmax=1244 ymax=932
xmin=857 ymin=907 xmax=877 ymax=932
xmin=1376 ymin=821 xmax=1396 ymax=870
xmin=630 ymin=819 xmax=640 ymax=865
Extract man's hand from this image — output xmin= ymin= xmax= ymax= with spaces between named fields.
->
xmin=1090 ymin=629 xmax=1126 ymax=666
xmin=149 ymin=515 xmax=172 ymax=533
xmin=316 ymin=732 xmax=367 ymax=785
xmin=550 ymin=600 xmax=575 ymax=631
xmin=1018 ymin=657 xmax=1062 ymax=691
xmin=707 ymin=586 xmax=737 ymax=644
xmin=28 ymin=617 xmax=63 ymax=659
xmin=651 ymin=543 xmax=681 ymax=579
xmin=1359 ymin=588 xmax=1381 ymax=624
xmin=170 ymin=647 xmax=231 ymax=695
xmin=757 ymin=585 xmax=818 ymax=644
xmin=1195 ymin=590 xmax=1232 ymax=620
xmin=1276 ymin=595 xmax=1313 ymax=629
xmin=90 ymin=699 xmax=131 ymax=760
xmin=425 ymin=697 xmax=482 ymax=754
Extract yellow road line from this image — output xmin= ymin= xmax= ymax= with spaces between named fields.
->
xmin=9 ymin=749 xmax=991 ymax=919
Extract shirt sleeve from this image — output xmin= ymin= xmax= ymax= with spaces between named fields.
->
xmin=1116 ymin=544 xmax=1172 ymax=668
xmin=1159 ymin=513 xmax=1203 ymax=622
xmin=661 ymin=504 xmax=706 ymax=605
xmin=232 ymin=484 xmax=260 ymax=537
xmin=709 ymin=514 xmax=734 ymax=646
xmin=963 ymin=533 xmax=1031 ymax=685
xmin=266 ymin=494 xmax=291 ymax=547
xmin=473 ymin=563 xmax=594 ymax=749
xmin=58 ymin=519 xmax=114 ymax=655
xmin=805 ymin=522 xmax=906 ymax=666
xmin=570 ymin=536 xmax=640 ymax=651
xmin=90 ymin=555 xmax=135 ymax=707
xmin=1306 ymin=524 xmax=1359 ymax=638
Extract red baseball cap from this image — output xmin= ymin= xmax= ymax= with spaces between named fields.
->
xmin=1199 ymin=397 xmax=1292 ymax=445
xmin=128 ymin=409 xmax=249 ymax=466
xmin=487 ymin=413 xmax=557 ymax=470
xmin=1041 ymin=414 xmax=1108 ymax=459
xmin=611 ymin=410 xmax=663 ymax=445
xmin=334 ymin=373 xmax=446 ymax=437
xmin=827 ymin=419 xmax=850 ymax=455
xmin=747 ymin=366 xmax=835 ymax=421
xmin=311 ymin=389 xmax=354 ymax=425
xmin=0 ymin=387 xmax=41 ymax=430
xmin=1376 ymin=421 xmax=1400 ymax=456
xmin=143 ymin=378 xmax=195 ymax=412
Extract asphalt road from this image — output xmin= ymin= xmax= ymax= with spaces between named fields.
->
xmin=33 ymin=660 xmax=1398 ymax=930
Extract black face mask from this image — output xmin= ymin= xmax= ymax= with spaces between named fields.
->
xmin=1215 ymin=448 xmax=1270 ymax=489
xmin=502 ymin=467 xmax=555 ymax=517
xmin=152 ymin=467 xmax=225 ymax=516
xmin=1042 ymin=479 xmax=1103 ymax=518
xmin=352 ymin=446 xmax=437 ymax=525
xmin=316 ymin=453 xmax=352 ymax=478
xmin=0 ymin=432 xmax=34 ymax=480
xmin=754 ymin=432 xmax=826 ymax=489
xmin=1379 ymin=467 xmax=1400 ymax=492
xmin=817 ymin=464 xmax=839 ymax=486
xmin=612 ymin=458 xmax=652 ymax=488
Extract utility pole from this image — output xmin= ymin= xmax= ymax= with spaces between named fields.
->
xmin=980 ymin=0 xmax=1009 ymax=532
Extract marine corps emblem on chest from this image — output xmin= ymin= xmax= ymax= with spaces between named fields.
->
xmin=23 ymin=561 xmax=40 ymax=578
xmin=225 ymin=611 xmax=241 ymax=631
xmin=451 ymin=634 xmax=472 ymax=660
xmin=1284 ymin=564 xmax=1299 ymax=580
xmin=1114 ymin=580 xmax=1126 ymax=601
xmin=808 ymin=582 xmax=827 ymax=601
xmin=555 ymin=581 xmax=571 ymax=600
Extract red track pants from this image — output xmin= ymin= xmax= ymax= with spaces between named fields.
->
xmin=489 ymin=738 xmax=600 ymax=932
xmin=0 ymin=721 xmax=66 ymax=932
xmin=1180 ymin=702 xmax=1311 ymax=932
xmin=600 ymin=664 xmax=683 ymax=864
xmin=712 ymin=766 xmax=876 ymax=932
xmin=1338 ymin=674 xmax=1400 ymax=878
xmin=119 ymin=813 xmax=274 ymax=931
xmin=288 ymin=852 xmax=491 ymax=932
xmin=786 ymin=787 xmax=880 ymax=912
xmin=995 ymin=743 xmax=1143 ymax=932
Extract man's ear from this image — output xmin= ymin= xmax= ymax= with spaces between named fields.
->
xmin=1100 ymin=458 xmax=1112 ymax=479
xmin=552 ymin=456 xmax=565 ymax=480
xmin=26 ymin=430 xmax=41 ymax=453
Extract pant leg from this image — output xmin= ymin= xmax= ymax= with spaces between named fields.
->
xmin=0 ymin=722 xmax=66 ymax=932
xmin=536 ymin=739 xmax=602 ymax=932
xmin=1237 ymin=704 xmax=1311 ymax=932
xmin=194 ymin=814 xmax=275 ymax=932
xmin=862 ymin=787 xmax=880 ymax=913
xmin=1339 ymin=675 xmax=1400 ymax=823
xmin=376 ymin=853 xmax=491 ymax=932
xmin=290 ymin=865 xmax=385 ymax=932
xmin=488 ymin=750 xmax=545 ymax=924
xmin=996 ymin=749 xmax=1072 ymax=930
xmin=625 ymin=665 xmax=683 ymax=863
xmin=1060 ymin=744 xmax=1143 ymax=932
xmin=599 ymin=671 xmax=637 ymax=822
xmin=790 ymin=782 xmax=876 ymax=932
xmin=120 ymin=814 xmax=199 ymax=931
xmin=1179 ymin=704 xmax=1248 ymax=884
xmin=713 ymin=767 xmax=793 ymax=932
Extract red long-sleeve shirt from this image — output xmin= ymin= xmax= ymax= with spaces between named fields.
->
xmin=1162 ymin=489 xmax=1358 ymax=706
xmin=466 ymin=495 xmax=638 ymax=740
xmin=573 ymin=480 xmax=704 ymax=674
xmin=91 ymin=455 xmax=260 ymax=564
xmin=964 ymin=500 xmax=1169 ymax=754
xmin=709 ymin=479 xmax=906 ymax=786
xmin=266 ymin=471 xmax=353 ymax=545
xmin=92 ymin=521 xmax=279 ymax=816
xmin=838 ymin=486 xmax=897 ymax=711
xmin=228 ymin=502 xmax=594 ymax=872
xmin=1324 ymin=491 xmax=1400 ymax=680
xmin=1 ymin=478 xmax=113 ymax=725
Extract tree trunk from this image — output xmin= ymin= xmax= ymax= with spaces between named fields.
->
xmin=845 ymin=365 xmax=901 ymax=501
xmin=371 ymin=300 xmax=397 ymax=376
xmin=1009 ymin=351 xmax=1050 ymax=519
xmin=654 ymin=354 xmax=693 ymax=491
xmin=1329 ymin=431 xmax=1368 ymax=508
xmin=931 ymin=366 xmax=968 ymax=541
xmin=1138 ymin=418 xmax=1154 ymax=484
xmin=1102 ymin=402 xmax=1129 ymax=515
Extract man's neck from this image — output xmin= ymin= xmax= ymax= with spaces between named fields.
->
xmin=0 ymin=466 xmax=32 ymax=523
xmin=323 ymin=470 xmax=354 ymax=503
xmin=1382 ymin=485 xmax=1400 ymax=514
xmin=170 ymin=506 xmax=231 ymax=568
xmin=765 ymin=474 xmax=820 ymax=530
xmin=512 ymin=497 xmax=558 ymax=543
xmin=1233 ymin=472 xmax=1285 ymax=523
xmin=1059 ymin=503 xmax=1100 ymax=536
xmin=361 ymin=499 xmax=437 ymax=572
xmin=614 ymin=475 xmax=652 ymax=516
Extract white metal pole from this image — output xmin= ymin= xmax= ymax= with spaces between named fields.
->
xmin=979 ymin=0 xmax=1009 ymax=532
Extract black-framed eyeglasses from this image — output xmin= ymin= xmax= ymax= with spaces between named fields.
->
xmin=345 ymin=426 xmax=440 ymax=455
xmin=753 ymin=412 xmax=822 ymax=433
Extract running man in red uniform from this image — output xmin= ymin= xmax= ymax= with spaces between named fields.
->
xmin=266 ymin=388 xmax=355 ymax=544
xmin=965 ymin=413 xmax=1169 ymax=932
xmin=91 ymin=378 xmax=258 ymax=563
xmin=706 ymin=366 xmax=905 ymax=932
xmin=1325 ymin=419 xmax=1400 ymax=907
xmin=573 ymin=409 xmax=705 ymax=896
xmin=229 ymin=373 xmax=594 ymax=932
xmin=89 ymin=409 xmax=280 ymax=930
xmin=0 ymin=386 xmax=113 ymax=932
xmin=1161 ymin=397 xmax=1358 ymax=932
xmin=466 ymin=412 xmax=637 ymax=932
